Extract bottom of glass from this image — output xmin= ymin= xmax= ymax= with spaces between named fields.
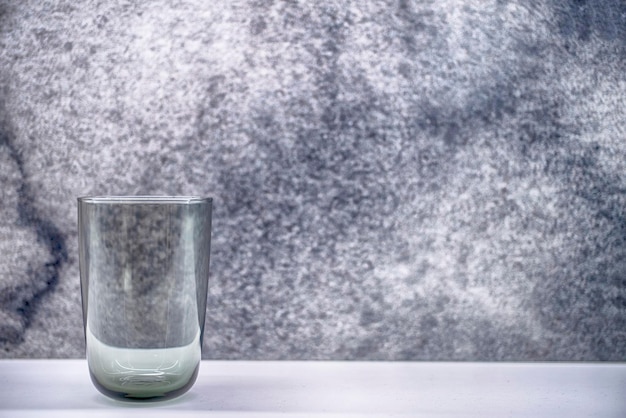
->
xmin=89 ymin=364 xmax=199 ymax=401
xmin=86 ymin=325 xmax=202 ymax=401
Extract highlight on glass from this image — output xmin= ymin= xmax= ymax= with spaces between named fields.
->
xmin=78 ymin=196 xmax=212 ymax=400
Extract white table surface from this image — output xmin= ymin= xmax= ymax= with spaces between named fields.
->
xmin=0 ymin=360 xmax=624 ymax=417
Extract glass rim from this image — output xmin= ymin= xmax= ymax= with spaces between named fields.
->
xmin=78 ymin=195 xmax=212 ymax=205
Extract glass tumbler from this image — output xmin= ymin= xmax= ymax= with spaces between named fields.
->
xmin=78 ymin=196 xmax=212 ymax=400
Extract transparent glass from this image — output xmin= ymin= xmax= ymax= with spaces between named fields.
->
xmin=78 ymin=196 xmax=212 ymax=401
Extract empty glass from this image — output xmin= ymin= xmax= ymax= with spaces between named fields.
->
xmin=78 ymin=196 xmax=212 ymax=400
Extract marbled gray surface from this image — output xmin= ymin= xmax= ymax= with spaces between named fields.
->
xmin=0 ymin=0 xmax=625 ymax=360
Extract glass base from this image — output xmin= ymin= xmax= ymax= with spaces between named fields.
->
xmin=89 ymin=364 xmax=199 ymax=401
xmin=86 ymin=326 xmax=201 ymax=401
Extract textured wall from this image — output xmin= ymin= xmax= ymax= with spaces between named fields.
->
xmin=0 ymin=0 xmax=625 ymax=360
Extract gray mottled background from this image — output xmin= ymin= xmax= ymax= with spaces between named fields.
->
xmin=0 ymin=0 xmax=625 ymax=360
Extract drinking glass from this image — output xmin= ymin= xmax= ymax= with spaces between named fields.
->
xmin=78 ymin=196 xmax=212 ymax=400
